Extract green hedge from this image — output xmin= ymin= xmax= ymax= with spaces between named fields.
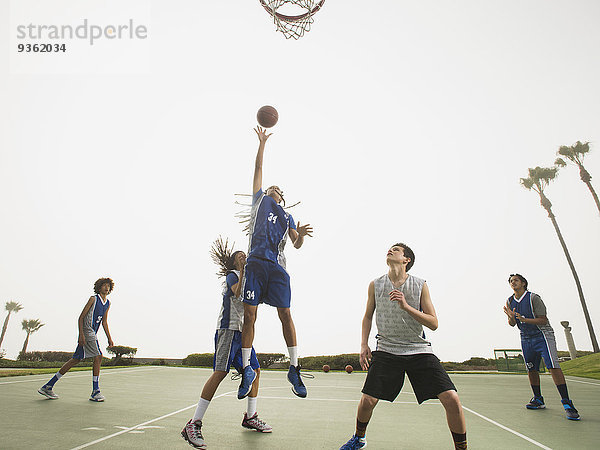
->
xmin=182 ymin=353 xmax=287 ymax=368
xmin=300 ymin=354 xmax=360 ymax=371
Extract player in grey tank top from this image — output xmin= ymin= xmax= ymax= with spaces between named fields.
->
xmin=339 ymin=243 xmax=468 ymax=450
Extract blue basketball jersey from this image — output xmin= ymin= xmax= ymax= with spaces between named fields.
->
xmin=216 ymin=271 xmax=244 ymax=331
xmin=84 ymin=294 xmax=110 ymax=335
xmin=508 ymin=291 xmax=553 ymax=338
xmin=247 ymin=189 xmax=296 ymax=268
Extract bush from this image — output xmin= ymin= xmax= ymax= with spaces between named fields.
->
xmin=300 ymin=354 xmax=361 ymax=371
xmin=0 ymin=349 xmax=5 ymax=360
xmin=182 ymin=353 xmax=213 ymax=367
xmin=256 ymin=353 xmax=286 ymax=368
xmin=17 ymin=351 xmax=73 ymax=362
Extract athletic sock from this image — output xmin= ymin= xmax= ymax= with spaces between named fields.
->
xmin=531 ymin=385 xmax=542 ymax=398
xmin=355 ymin=419 xmax=369 ymax=438
xmin=451 ymin=431 xmax=467 ymax=449
xmin=92 ymin=376 xmax=99 ymax=392
xmin=556 ymin=384 xmax=569 ymax=400
xmin=242 ymin=348 xmax=252 ymax=368
xmin=288 ymin=346 xmax=298 ymax=367
xmin=193 ymin=398 xmax=210 ymax=422
xmin=46 ymin=371 xmax=63 ymax=388
xmin=247 ymin=396 xmax=257 ymax=417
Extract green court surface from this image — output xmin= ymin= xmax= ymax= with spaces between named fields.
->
xmin=1 ymin=367 xmax=598 ymax=449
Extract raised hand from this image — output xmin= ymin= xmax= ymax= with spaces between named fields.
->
xmin=297 ymin=222 xmax=313 ymax=237
xmin=503 ymin=300 xmax=516 ymax=319
xmin=389 ymin=289 xmax=409 ymax=310
xmin=254 ymin=126 xmax=272 ymax=145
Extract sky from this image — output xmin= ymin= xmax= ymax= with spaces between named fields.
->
xmin=1 ymin=0 xmax=599 ymax=363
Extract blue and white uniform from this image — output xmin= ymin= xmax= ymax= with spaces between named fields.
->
xmin=73 ymin=294 xmax=109 ymax=360
xmin=213 ymin=270 xmax=260 ymax=372
xmin=243 ymin=189 xmax=296 ymax=308
xmin=508 ymin=291 xmax=560 ymax=370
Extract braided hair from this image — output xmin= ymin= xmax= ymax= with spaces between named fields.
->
xmin=210 ymin=236 xmax=243 ymax=277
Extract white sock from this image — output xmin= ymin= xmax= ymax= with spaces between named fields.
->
xmin=193 ymin=398 xmax=211 ymax=422
xmin=242 ymin=348 xmax=252 ymax=367
xmin=247 ymin=396 xmax=257 ymax=417
xmin=55 ymin=371 xmax=63 ymax=380
xmin=288 ymin=346 xmax=298 ymax=367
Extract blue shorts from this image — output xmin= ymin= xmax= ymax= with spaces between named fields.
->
xmin=213 ymin=329 xmax=260 ymax=373
xmin=521 ymin=333 xmax=560 ymax=371
xmin=242 ymin=257 xmax=291 ymax=308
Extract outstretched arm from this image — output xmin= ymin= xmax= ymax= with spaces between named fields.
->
xmin=253 ymin=126 xmax=272 ymax=195
xmin=360 ymin=281 xmax=376 ymax=370
xmin=389 ymin=282 xmax=438 ymax=330
xmin=102 ymin=305 xmax=114 ymax=347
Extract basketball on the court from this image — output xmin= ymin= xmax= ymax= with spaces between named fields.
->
xmin=322 ymin=364 xmax=330 ymax=373
xmin=345 ymin=365 xmax=353 ymax=374
xmin=257 ymin=105 xmax=279 ymax=128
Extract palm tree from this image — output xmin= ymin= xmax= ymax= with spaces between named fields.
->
xmin=0 ymin=301 xmax=24 ymax=348
xmin=521 ymin=166 xmax=599 ymax=353
xmin=555 ymin=141 xmax=600 ymax=215
xmin=20 ymin=319 xmax=44 ymax=355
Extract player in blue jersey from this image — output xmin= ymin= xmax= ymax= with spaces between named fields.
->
xmin=181 ymin=238 xmax=271 ymax=449
xmin=38 ymin=278 xmax=115 ymax=402
xmin=237 ymin=126 xmax=313 ymax=400
xmin=503 ymin=273 xmax=580 ymax=420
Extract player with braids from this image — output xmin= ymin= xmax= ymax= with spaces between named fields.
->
xmin=38 ymin=277 xmax=115 ymax=402
xmin=181 ymin=237 xmax=271 ymax=449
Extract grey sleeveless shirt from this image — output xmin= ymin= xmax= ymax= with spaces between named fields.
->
xmin=374 ymin=273 xmax=433 ymax=355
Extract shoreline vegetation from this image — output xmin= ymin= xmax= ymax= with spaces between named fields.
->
xmin=1 ymin=351 xmax=597 ymax=380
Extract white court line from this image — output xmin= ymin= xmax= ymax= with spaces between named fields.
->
xmin=0 ymin=367 xmax=161 ymax=385
xmin=565 ymin=377 xmax=600 ymax=386
xmin=69 ymin=390 xmax=236 ymax=450
xmin=462 ymin=406 xmax=552 ymax=450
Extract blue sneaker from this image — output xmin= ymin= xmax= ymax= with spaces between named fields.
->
xmin=287 ymin=365 xmax=307 ymax=398
xmin=526 ymin=396 xmax=545 ymax=409
xmin=237 ymin=366 xmax=256 ymax=400
xmin=340 ymin=434 xmax=367 ymax=449
xmin=561 ymin=399 xmax=580 ymax=420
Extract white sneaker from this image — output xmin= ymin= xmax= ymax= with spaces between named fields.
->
xmin=38 ymin=385 xmax=59 ymax=399
xmin=181 ymin=419 xmax=207 ymax=449
xmin=242 ymin=412 xmax=273 ymax=433
xmin=89 ymin=390 xmax=105 ymax=402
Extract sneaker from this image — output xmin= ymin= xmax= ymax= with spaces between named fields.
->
xmin=242 ymin=412 xmax=273 ymax=433
xmin=561 ymin=399 xmax=581 ymax=420
xmin=38 ymin=385 xmax=59 ymax=399
xmin=89 ymin=390 xmax=105 ymax=402
xmin=287 ymin=365 xmax=307 ymax=398
xmin=526 ymin=396 xmax=545 ymax=409
xmin=181 ymin=419 xmax=207 ymax=449
xmin=237 ymin=366 xmax=256 ymax=400
xmin=340 ymin=434 xmax=367 ymax=449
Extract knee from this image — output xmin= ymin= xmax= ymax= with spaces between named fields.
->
xmin=439 ymin=390 xmax=462 ymax=412
xmin=277 ymin=308 xmax=293 ymax=323
xmin=359 ymin=394 xmax=378 ymax=410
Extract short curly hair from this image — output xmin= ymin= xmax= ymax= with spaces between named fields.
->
xmin=94 ymin=278 xmax=114 ymax=294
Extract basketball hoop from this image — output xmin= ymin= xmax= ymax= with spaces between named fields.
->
xmin=259 ymin=0 xmax=325 ymax=40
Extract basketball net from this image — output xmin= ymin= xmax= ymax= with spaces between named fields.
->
xmin=260 ymin=0 xmax=325 ymax=40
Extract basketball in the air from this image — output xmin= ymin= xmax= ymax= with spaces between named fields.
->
xmin=257 ymin=105 xmax=279 ymax=128
xmin=322 ymin=364 xmax=330 ymax=373
xmin=345 ymin=365 xmax=353 ymax=374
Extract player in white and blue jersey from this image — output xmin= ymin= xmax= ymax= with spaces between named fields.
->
xmin=503 ymin=273 xmax=580 ymax=420
xmin=38 ymin=278 xmax=115 ymax=402
xmin=238 ymin=126 xmax=313 ymax=401
xmin=181 ymin=238 xmax=271 ymax=449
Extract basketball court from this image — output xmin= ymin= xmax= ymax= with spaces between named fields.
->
xmin=1 ymin=367 xmax=598 ymax=449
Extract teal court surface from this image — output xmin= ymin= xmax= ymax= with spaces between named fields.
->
xmin=1 ymin=366 xmax=599 ymax=449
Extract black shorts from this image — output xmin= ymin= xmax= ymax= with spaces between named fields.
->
xmin=361 ymin=351 xmax=456 ymax=404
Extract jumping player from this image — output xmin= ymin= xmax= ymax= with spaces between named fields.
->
xmin=181 ymin=238 xmax=271 ymax=449
xmin=237 ymin=126 xmax=313 ymax=400
xmin=340 ymin=243 xmax=467 ymax=450
xmin=38 ymin=278 xmax=115 ymax=402
xmin=503 ymin=273 xmax=580 ymax=420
